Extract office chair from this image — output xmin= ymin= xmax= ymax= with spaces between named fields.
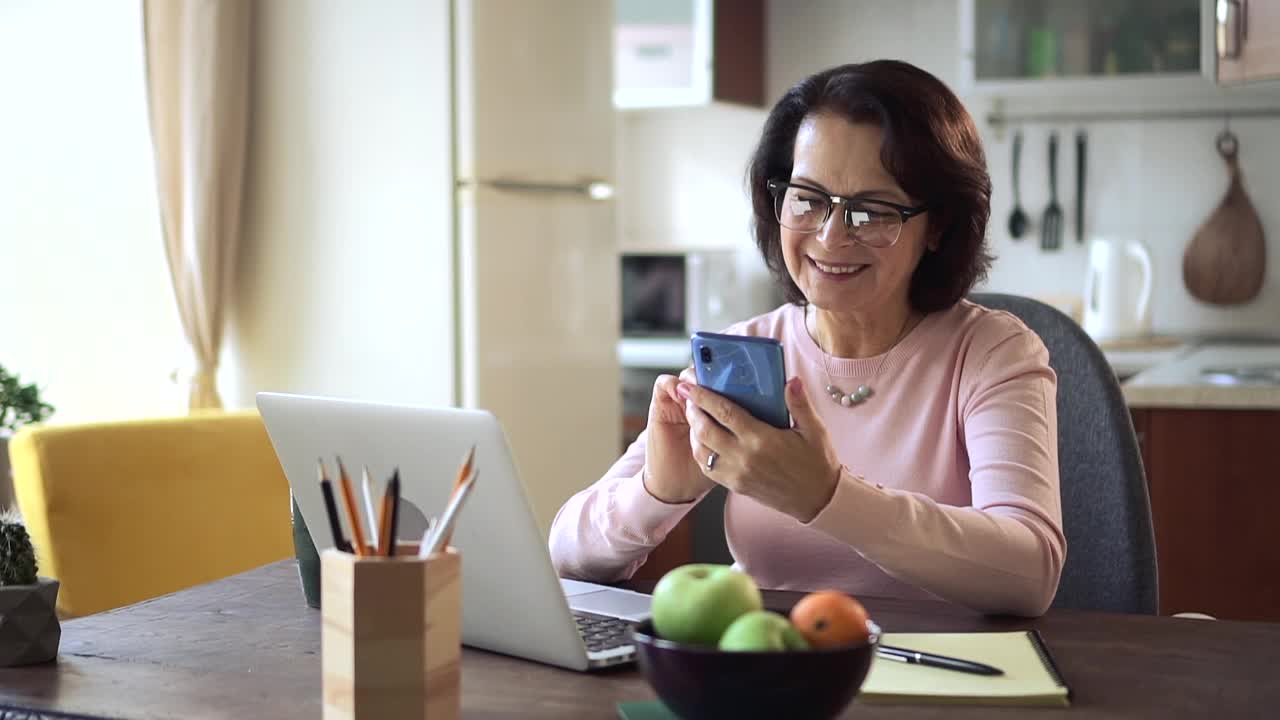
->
xmin=687 ymin=294 xmax=1160 ymax=615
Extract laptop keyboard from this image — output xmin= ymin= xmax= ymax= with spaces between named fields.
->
xmin=572 ymin=609 xmax=633 ymax=652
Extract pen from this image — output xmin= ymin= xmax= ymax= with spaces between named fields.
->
xmin=387 ymin=468 xmax=401 ymax=557
xmin=317 ymin=460 xmax=352 ymax=553
xmin=876 ymin=646 xmax=1003 ymax=676
xmin=361 ymin=465 xmax=379 ymax=549
xmin=335 ymin=456 xmax=369 ymax=556
xmin=421 ymin=469 xmax=477 ymax=558
xmin=417 ymin=516 xmax=438 ymax=556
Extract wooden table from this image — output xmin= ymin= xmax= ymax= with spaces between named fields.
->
xmin=2 ymin=561 xmax=1278 ymax=719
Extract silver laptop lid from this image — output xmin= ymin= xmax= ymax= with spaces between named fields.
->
xmin=257 ymin=392 xmax=592 ymax=671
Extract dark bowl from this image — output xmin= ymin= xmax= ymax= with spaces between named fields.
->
xmin=630 ymin=618 xmax=879 ymax=720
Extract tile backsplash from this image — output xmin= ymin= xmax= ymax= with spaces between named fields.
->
xmin=980 ymin=115 xmax=1280 ymax=337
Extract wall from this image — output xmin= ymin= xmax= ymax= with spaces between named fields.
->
xmin=228 ymin=0 xmax=455 ymax=409
xmin=0 ymin=0 xmax=189 ymax=425
xmin=619 ymin=0 xmax=1280 ymax=337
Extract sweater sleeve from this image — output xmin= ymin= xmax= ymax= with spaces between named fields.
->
xmin=548 ymin=429 xmax=706 ymax=582
xmin=803 ymin=325 xmax=1066 ymax=617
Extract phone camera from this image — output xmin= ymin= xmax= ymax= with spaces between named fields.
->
xmin=699 ymin=346 xmax=713 ymax=364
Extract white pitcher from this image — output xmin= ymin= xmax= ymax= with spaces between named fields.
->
xmin=1082 ymin=238 xmax=1154 ymax=341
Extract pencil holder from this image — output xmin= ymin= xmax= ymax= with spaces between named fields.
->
xmin=321 ymin=546 xmax=461 ymax=720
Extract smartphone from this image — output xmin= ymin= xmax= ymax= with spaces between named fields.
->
xmin=690 ymin=331 xmax=790 ymax=429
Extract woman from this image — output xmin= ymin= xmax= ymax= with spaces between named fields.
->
xmin=550 ymin=60 xmax=1065 ymax=617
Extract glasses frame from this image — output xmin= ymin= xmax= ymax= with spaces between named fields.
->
xmin=766 ymin=179 xmax=928 ymax=247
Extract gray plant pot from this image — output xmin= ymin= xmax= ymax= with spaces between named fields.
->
xmin=0 ymin=577 xmax=60 ymax=666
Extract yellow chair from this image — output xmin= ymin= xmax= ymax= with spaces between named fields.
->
xmin=8 ymin=410 xmax=294 ymax=617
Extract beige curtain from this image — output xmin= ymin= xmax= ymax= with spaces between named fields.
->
xmin=143 ymin=0 xmax=252 ymax=410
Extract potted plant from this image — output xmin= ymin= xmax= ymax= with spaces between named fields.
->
xmin=0 ymin=364 xmax=55 ymax=510
xmin=0 ymin=509 xmax=60 ymax=665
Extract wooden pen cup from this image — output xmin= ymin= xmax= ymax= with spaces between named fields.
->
xmin=321 ymin=545 xmax=461 ymax=720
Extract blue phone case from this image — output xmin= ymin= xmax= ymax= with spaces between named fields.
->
xmin=690 ymin=331 xmax=790 ymax=429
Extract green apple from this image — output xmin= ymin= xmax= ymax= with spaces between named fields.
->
xmin=718 ymin=611 xmax=810 ymax=652
xmin=650 ymin=564 xmax=763 ymax=646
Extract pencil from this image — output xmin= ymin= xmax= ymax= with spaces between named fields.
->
xmin=317 ymin=459 xmax=352 ymax=553
xmin=335 ymin=456 xmax=368 ymax=556
xmin=441 ymin=465 xmax=475 ymax=549
xmin=424 ymin=469 xmax=478 ymax=558
xmin=376 ymin=470 xmax=394 ymax=556
xmin=452 ymin=445 xmax=476 ymax=498
xmin=387 ymin=468 xmax=401 ymax=557
xmin=441 ymin=445 xmax=476 ymax=548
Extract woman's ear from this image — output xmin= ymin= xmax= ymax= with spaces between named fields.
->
xmin=925 ymin=224 xmax=942 ymax=252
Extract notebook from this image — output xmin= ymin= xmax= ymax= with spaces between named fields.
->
xmin=861 ymin=630 xmax=1071 ymax=707
xmin=617 ymin=631 xmax=1070 ymax=717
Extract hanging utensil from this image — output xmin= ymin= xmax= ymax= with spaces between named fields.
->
xmin=1075 ymin=130 xmax=1087 ymax=244
xmin=1040 ymin=131 xmax=1063 ymax=250
xmin=1183 ymin=130 xmax=1267 ymax=305
xmin=1008 ymin=130 xmax=1030 ymax=239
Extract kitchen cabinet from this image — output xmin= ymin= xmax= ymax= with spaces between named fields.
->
xmin=614 ymin=0 xmax=764 ymax=109
xmin=1132 ymin=407 xmax=1280 ymax=622
xmin=1215 ymin=0 xmax=1280 ymax=84
xmin=958 ymin=0 xmax=1217 ymax=95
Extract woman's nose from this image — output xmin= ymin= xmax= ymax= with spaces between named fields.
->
xmin=815 ymin=210 xmax=854 ymax=249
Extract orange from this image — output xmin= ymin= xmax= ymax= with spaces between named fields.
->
xmin=788 ymin=590 xmax=871 ymax=649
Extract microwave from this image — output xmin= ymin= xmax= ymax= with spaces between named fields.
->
xmin=620 ymin=250 xmax=776 ymax=339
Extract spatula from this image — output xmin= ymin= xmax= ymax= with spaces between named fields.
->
xmin=1183 ymin=130 xmax=1266 ymax=305
xmin=1040 ymin=131 xmax=1063 ymax=250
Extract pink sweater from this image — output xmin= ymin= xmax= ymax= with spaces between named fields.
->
xmin=550 ymin=300 xmax=1066 ymax=617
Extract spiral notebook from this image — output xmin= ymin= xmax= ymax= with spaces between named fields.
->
xmin=860 ymin=630 xmax=1071 ymax=707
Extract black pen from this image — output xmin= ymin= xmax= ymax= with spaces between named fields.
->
xmin=877 ymin=645 xmax=1004 ymax=676
xmin=386 ymin=468 xmax=401 ymax=557
xmin=318 ymin=460 xmax=353 ymax=553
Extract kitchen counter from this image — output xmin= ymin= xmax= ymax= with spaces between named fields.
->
xmin=1122 ymin=343 xmax=1280 ymax=410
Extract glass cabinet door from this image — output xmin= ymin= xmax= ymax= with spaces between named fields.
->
xmin=614 ymin=0 xmax=712 ymax=108
xmin=970 ymin=0 xmax=1204 ymax=83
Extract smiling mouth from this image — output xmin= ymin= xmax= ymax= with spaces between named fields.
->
xmin=808 ymin=257 xmax=869 ymax=277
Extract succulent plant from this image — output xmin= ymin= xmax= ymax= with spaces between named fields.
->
xmin=0 ymin=510 xmax=37 ymax=586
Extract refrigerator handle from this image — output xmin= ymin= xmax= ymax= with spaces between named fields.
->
xmin=458 ymin=178 xmax=615 ymax=201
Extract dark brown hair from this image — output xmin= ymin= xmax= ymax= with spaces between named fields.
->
xmin=747 ymin=60 xmax=993 ymax=312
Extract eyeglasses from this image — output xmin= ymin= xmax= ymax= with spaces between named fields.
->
xmin=766 ymin=179 xmax=928 ymax=248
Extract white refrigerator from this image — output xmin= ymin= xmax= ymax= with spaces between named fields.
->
xmin=233 ymin=0 xmax=620 ymax=537
xmin=453 ymin=0 xmax=621 ymax=535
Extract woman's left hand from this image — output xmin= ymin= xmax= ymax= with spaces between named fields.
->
xmin=676 ymin=376 xmax=842 ymax=523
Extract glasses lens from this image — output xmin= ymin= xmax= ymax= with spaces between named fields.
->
xmin=774 ymin=185 xmax=830 ymax=232
xmin=848 ymin=203 xmax=904 ymax=247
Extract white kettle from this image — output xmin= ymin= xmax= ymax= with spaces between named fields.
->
xmin=1082 ymin=237 xmax=1153 ymax=341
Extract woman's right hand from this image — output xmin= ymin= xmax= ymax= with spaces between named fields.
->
xmin=643 ymin=368 xmax=714 ymax=503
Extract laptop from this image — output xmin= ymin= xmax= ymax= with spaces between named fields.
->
xmin=256 ymin=391 xmax=652 ymax=671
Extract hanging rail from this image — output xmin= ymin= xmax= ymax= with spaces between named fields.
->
xmin=987 ymin=106 xmax=1280 ymax=127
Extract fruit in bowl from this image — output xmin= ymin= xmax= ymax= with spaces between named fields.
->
xmin=650 ymin=563 xmax=763 ymax=647
xmin=632 ymin=566 xmax=880 ymax=720
xmin=718 ymin=610 xmax=809 ymax=652
xmin=790 ymin=589 xmax=871 ymax=648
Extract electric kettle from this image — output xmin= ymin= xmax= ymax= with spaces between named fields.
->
xmin=1082 ymin=237 xmax=1154 ymax=341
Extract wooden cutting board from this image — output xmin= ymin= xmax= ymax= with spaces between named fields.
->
xmin=1183 ymin=131 xmax=1267 ymax=305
